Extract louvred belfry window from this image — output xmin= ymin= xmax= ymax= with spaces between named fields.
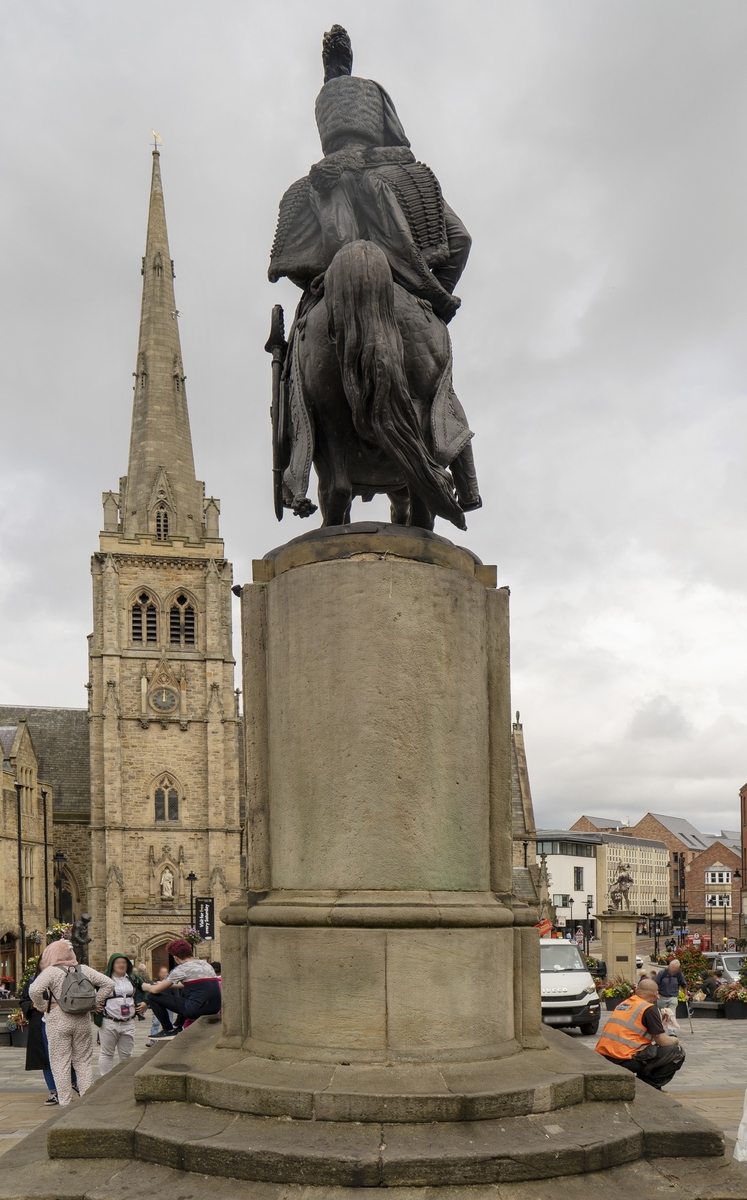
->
xmin=170 ymin=594 xmax=196 ymax=647
xmin=132 ymin=592 xmax=158 ymax=644
xmin=155 ymin=507 xmax=169 ymax=540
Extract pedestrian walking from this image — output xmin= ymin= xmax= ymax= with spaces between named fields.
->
xmin=655 ymin=959 xmax=687 ymax=1017
xmin=29 ymin=939 xmax=113 ymax=1106
xmin=94 ymin=953 xmax=147 ymax=1075
xmin=142 ymin=939 xmax=221 ymax=1037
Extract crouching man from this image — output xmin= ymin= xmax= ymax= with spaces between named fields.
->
xmin=595 ymin=978 xmax=685 ymax=1090
xmin=141 ymin=939 xmax=221 ymax=1039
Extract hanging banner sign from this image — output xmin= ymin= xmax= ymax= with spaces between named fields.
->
xmin=195 ymin=897 xmax=215 ymax=942
xmin=534 ymin=917 xmax=553 ymax=937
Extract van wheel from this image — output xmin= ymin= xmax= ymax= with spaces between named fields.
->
xmin=580 ymin=1019 xmax=599 ymax=1036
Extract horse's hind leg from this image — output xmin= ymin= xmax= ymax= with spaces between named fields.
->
xmin=316 ymin=448 xmax=353 ymax=527
xmin=388 ymin=488 xmax=410 ymax=526
xmin=408 ymin=491 xmax=435 ymax=532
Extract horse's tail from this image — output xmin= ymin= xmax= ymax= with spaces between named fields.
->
xmin=324 ymin=240 xmax=465 ymax=529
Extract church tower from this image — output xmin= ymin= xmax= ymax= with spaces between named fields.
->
xmin=88 ymin=149 xmax=240 ymax=971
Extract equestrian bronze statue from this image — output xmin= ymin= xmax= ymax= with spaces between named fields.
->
xmin=267 ymin=25 xmax=481 ymax=531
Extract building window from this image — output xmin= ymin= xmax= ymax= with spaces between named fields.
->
xmin=22 ymin=846 xmax=34 ymax=905
xmin=552 ymin=894 xmax=571 ymax=908
xmin=154 ymin=775 xmax=179 ymax=822
xmin=155 ymin=507 xmax=170 ymax=540
xmin=574 ymin=867 xmax=584 ymax=891
xmin=706 ymin=870 xmax=731 ymax=885
xmin=132 ymin=592 xmax=158 ymax=643
xmin=706 ymin=893 xmax=731 ymax=908
xmin=536 ymin=840 xmax=596 ymax=858
xmin=169 ymin=594 xmax=196 ymax=647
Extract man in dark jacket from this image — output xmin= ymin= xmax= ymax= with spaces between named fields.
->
xmin=655 ymin=960 xmax=687 ymax=1017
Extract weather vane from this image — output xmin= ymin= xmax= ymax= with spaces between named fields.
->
xmin=151 ymin=129 xmax=162 ymax=153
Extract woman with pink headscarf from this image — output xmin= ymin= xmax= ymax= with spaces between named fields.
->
xmin=29 ymin=939 xmax=112 ymax=1106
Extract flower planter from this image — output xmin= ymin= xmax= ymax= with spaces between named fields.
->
xmin=676 ymin=1002 xmax=689 ymax=1019
xmin=604 ymin=997 xmax=623 ymax=1011
xmin=9 ymin=1026 xmax=28 ymax=1047
xmin=724 ymin=1000 xmax=747 ymax=1020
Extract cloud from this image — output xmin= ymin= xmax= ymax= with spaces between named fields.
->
xmin=627 ymin=696 xmax=693 ymax=742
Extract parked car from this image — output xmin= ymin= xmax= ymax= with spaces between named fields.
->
xmin=636 ymin=955 xmax=643 ymax=969
xmin=703 ymin=952 xmax=746 ymax=984
xmin=539 ymin=939 xmax=601 ymax=1035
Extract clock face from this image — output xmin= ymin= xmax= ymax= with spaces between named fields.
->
xmin=150 ymin=687 xmax=178 ymax=713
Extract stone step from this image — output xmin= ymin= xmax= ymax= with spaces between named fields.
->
xmin=132 ymin=1020 xmax=635 ymax=1121
xmin=47 ymin=1087 xmax=724 ymax=1188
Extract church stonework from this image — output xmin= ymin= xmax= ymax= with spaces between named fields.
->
xmin=87 ymin=150 xmax=240 ymax=971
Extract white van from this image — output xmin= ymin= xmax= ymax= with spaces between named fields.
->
xmin=539 ymin=938 xmax=601 ymax=1034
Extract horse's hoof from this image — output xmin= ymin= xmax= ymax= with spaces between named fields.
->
xmin=461 ymin=495 xmax=483 ymax=513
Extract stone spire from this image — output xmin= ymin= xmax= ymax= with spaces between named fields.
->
xmin=121 ymin=150 xmax=205 ymax=541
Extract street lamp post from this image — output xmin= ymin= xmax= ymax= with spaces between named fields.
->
xmin=41 ymin=789 xmax=50 ymax=931
xmin=13 ymin=782 xmax=25 ymax=974
xmin=734 ymin=870 xmax=742 ymax=946
xmin=585 ymin=895 xmax=593 ymax=955
xmin=186 ymin=871 xmax=198 ymax=929
xmin=652 ymin=897 xmax=659 ymax=960
xmin=569 ymin=898 xmax=574 ymax=940
xmin=53 ymin=850 xmax=67 ymax=922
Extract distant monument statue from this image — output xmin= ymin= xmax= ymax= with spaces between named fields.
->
xmin=160 ymin=868 xmax=174 ymax=900
xmin=266 ymin=24 xmax=481 ymax=530
xmin=70 ymin=913 xmax=92 ymax=965
xmin=609 ymin=863 xmax=634 ymax=911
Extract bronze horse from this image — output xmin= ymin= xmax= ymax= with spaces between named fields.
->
xmin=273 ymin=239 xmax=474 ymax=532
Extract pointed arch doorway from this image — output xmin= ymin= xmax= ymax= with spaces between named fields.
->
xmin=151 ymin=940 xmax=175 ymax=978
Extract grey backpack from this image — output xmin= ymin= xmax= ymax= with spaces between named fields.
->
xmin=54 ymin=964 xmax=97 ymax=1015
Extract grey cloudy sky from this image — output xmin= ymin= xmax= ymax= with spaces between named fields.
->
xmin=1 ymin=1 xmax=745 ymax=834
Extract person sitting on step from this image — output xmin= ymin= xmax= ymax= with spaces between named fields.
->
xmin=141 ymin=939 xmax=220 ymax=1038
xmin=595 ymin=978 xmax=685 ymax=1090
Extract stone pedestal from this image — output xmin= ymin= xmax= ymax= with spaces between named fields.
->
xmin=599 ymin=911 xmax=640 ymax=985
xmin=221 ymin=523 xmax=542 ymax=1063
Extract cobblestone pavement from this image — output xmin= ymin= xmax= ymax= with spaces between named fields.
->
xmin=0 ymin=1017 xmax=152 ymax=1156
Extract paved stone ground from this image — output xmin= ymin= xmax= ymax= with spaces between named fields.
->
xmin=0 ymin=1017 xmax=152 ymax=1157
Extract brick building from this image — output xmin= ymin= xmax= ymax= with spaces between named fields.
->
xmin=684 ymin=841 xmax=742 ymax=945
xmin=0 ymin=720 xmax=54 ymax=987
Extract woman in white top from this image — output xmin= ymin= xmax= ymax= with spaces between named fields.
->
xmin=29 ymin=939 xmax=113 ymax=1106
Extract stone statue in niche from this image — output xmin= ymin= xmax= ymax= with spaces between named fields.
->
xmin=266 ymin=25 xmax=481 ymax=531
xmin=160 ymin=867 xmax=174 ymax=900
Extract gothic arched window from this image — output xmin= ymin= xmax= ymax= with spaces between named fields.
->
xmin=132 ymin=592 xmax=158 ymax=644
xmin=155 ymin=507 xmax=170 ymax=540
xmin=154 ymin=775 xmax=180 ymax=822
xmin=170 ymin=594 xmax=196 ymax=647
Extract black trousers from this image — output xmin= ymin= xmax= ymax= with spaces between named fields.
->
xmin=602 ymin=1044 xmax=685 ymax=1089
xmin=148 ymin=983 xmax=221 ymax=1032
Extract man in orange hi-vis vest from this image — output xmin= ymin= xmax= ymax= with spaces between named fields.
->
xmin=596 ymin=978 xmax=685 ymax=1090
